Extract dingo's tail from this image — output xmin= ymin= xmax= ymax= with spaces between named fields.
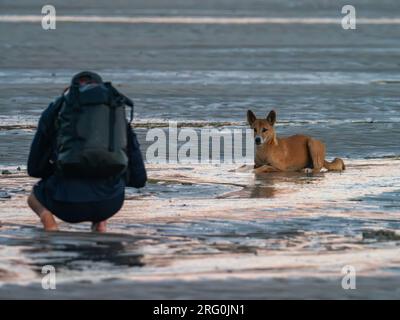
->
xmin=324 ymin=158 xmax=345 ymax=171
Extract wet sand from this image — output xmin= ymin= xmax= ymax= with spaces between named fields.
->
xmin=1 ymin=160 xmax=400 ymax=299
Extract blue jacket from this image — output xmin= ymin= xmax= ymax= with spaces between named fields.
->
xmin=27 ymin=98 xmax=147 ymax=203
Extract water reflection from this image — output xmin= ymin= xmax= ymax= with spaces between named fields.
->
xmin=220 ymin=171 xmax=324 ymax=199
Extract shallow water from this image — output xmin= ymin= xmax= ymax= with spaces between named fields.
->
xmin=0 ymin=0 xmax=400 ymax=298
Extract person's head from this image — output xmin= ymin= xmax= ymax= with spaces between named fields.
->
xmin=77 ymin=75 xmax=92 ymax=85
xmin=72 ymin=71 xmax=102 ymax=84
xmin=64 ymin=71 xmax=103 ymax=94
xmin=247 ymin=109 xmax=277 ymax=146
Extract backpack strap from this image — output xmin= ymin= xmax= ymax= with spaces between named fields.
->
xmin=68 ymin=83 xmax=81 ymax=110
xmin=58 ymin=85 xmax=84 ymax=155
xmin=104 ymin=82 xmax=134 ymax=123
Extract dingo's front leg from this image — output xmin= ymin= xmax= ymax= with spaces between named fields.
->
xmin=254 ymin=165 xmax=279 ymax=174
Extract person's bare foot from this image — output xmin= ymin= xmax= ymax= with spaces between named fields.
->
xmin=27 ymin=192 xmax=58 ymax=231
xmin=92 ymin=221 xmax=107 ymax=233
xmin=39 ymin=210 xmax=59 ymax=231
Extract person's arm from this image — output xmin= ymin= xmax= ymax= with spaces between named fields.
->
xmin=125 ymin=124 xmax=147 ymax=188
xmin=27 ymin=98 xmax=61 ymax=178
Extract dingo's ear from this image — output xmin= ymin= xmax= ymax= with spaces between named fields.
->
xmin=247 ymin=110 xmax=256 ymax=125
xmin=266 ymin=110 xmax=276 ymax=125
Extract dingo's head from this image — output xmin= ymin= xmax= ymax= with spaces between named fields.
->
xmin=247 ymin=110 xmax=277 ymax=146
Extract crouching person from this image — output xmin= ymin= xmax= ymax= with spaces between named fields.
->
xmin=27 ymin=71 xmax=147 ymax=232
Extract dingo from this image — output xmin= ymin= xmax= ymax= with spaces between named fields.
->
xmin=247 ymin=110 xmax=345 ymax=174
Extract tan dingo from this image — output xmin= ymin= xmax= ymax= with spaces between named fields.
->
xmin=247 ymin=110 xmax=345 ymax=174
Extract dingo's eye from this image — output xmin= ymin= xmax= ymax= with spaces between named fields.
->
xmin=262 ymin=128 xmax=268 ymax=132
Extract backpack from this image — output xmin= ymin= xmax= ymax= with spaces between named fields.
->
xmin=55 ymin=71 xmax=134 ymax=179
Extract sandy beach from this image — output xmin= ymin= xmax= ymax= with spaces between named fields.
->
xmin=0 ymin=0 xmax=400 ymax=299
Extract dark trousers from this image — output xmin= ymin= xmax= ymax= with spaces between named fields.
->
xmin=33 ymin=181 xmax=124 ymax=223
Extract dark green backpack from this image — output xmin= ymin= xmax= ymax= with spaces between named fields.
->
xmin=56 ymin=71 xmax=134 ymax=178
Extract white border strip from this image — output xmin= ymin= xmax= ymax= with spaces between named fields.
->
xmin=1 ymin=15 xmax=400 ymax=25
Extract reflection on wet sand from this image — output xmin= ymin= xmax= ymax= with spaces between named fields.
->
xmin=219 ymin=171 xmax=326 ymax=198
